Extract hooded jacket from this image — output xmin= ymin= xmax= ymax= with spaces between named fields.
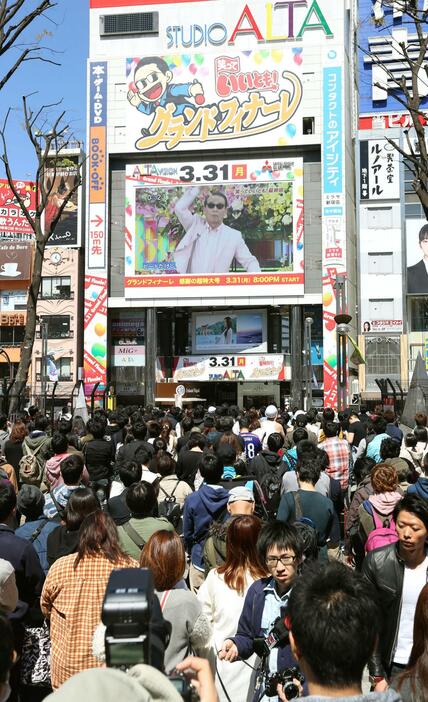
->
xmin=183 ymin=483 xmax=229 ymax=569
xmin=358 ymin=491 xmax=402 ymax=541
xmin=23 ymin=432 xmax=51 ymax=473
xmin=249 ymin=449 xmax=283 ymax=485
xmin=45 ymin=453 xmax=69 ymax=489
xmin=408 ymin=476 xmax=428 ymax=500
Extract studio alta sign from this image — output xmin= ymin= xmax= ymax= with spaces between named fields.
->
xmin=166 ymin=1 xmax=334 ymax=50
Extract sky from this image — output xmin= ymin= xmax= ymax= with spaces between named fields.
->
xmin=0 ymin=1 xmax=88 ymax=181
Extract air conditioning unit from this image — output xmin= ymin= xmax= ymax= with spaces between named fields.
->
xmin=100 ymin=13 xmax=159 ymax=37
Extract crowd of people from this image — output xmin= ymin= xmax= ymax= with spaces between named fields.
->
xmin=0 ymin=401 xmax=427 ymax=702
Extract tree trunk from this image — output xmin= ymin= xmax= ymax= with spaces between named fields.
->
xmin=8 ymin=238 xmax=45 ymax=413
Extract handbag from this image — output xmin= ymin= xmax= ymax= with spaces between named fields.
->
xmin=20 ymin=619 xmax=51 ymax=686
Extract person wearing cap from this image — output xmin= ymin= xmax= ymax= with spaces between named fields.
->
xmin=407 ymin=222 xmax=428 ymax=294
xmin=203 ymin=486 xmax=256 ymax=576
xmin=15 ymin=485 xmax=59 ymax=574
xmin=262 ymin=405 xmax=286 ymax=450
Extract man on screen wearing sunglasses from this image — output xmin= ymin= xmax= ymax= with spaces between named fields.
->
xmin=174 ymin=186 xmax=261 ymax=274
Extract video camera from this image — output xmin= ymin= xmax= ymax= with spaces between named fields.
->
xmin=253 ymin=616 xmax=290 ymax=659
xmin=102 ymin=568 xmax=196 ymax=701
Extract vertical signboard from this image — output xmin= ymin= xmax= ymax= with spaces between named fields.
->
xmin=360 ymin=140 xmax=399 ymax=200
xmin=322 ymin=49 xmax=346 ymax=408
xmin=84 ymin=61 xmax=108 ymax=393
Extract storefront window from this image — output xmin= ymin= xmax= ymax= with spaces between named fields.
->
xmin=0 ymin=326 xmax=25 ymax=345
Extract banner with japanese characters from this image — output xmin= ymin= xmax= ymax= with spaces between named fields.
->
xmin=321 ymin=47 xmax=346 ymax=408
xmin=125 ymin=49 xmax=304 ymax=153
xmin=125 ymin=158 xmax=304 ymax=298
xmin=0 ymin=180 xmax=36 ymax=238
xmin=84 ymin=61 xmax=108 ymax=393
xmin=172 ymin=353 xmax=287 ymax=382
xmin=360 ymin=140 xmax=400 ymax=201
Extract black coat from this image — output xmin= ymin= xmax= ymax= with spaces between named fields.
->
xmin=0 ymin=524 xmax=45 ymax=614
xmin=407 ymin=259 xmax=428 ymax=294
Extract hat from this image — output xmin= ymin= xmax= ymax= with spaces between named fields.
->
xmin=228 ymin=486 xmax=255 ymax=504
xmin=207 ymin=406 xmax=216 ymax=414
xmin=17 ymin=485 xmax=44 ymax=517
xmin=44 ymin=666 xmax=182 ymax=702
xmin=265 ymin=404 xmax=278 ymax=419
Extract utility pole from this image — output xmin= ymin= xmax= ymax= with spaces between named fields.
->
xmin=290 ymin=306 xmax=303 ymax=408
xmin=304 ymin=316 xmax=313 ymax=411
xmin=145 ymin=309 xmax=156 ymax=406
xmin=40 ymin=319 xmax=48 ymax=414
xmin=334 ymin=276 xmax=352 ymax=412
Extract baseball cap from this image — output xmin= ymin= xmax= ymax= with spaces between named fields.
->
xmin=207 ymin=406 xmax=217 ymax=414
xmin=265 ymin=404 xmax=278 ymax=419
xmin=17 ymin=484 xmax=44 ymax=517
xmin=228 ymin=486 xmax=255 ymax=504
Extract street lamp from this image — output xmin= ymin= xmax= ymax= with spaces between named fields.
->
xmin=304 ymin=317 xmax=314 ymax=411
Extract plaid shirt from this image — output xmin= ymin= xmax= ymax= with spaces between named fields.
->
xmin=41 ymin=553 xmax=138 ymax=688
xmin=319 ymin=437 xmax=350 ymax=490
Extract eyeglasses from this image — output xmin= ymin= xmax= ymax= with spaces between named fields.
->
xmin=266 ymin=555 xmax=296 ymax=567
xmin=206 ymin=202 xmax=225 ymax=210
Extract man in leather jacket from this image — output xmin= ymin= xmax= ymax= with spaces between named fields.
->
xmin=362 ymin=494 xmax=428 ymax=688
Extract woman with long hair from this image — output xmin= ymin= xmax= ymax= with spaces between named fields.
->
xmin=46 ymin=487 xmax=101 ymax=567
xmin=140 ymin=530 xmax=210 ymax=671
xmin=197 ymin=515 xmax=267 ymax=702
xmin=41 ymin=511 xmax=137 ymax=688
xmin=159 ymin=419 xmax=177 ymax=459
xmin=394 ymin=582 xmax=428 ymax=701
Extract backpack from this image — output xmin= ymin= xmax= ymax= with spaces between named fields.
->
xmin=158 ymin=481 xmax=182 ymax=529
xmin=259 ymin=462 xmax=286 ymax=519
xmin=19 ymin=441 xmax=46 ymax=486
xmin=283 ymin=450 xmax=298 ymax=470
xmin=363 ymin=500 xmax=398 ymax=552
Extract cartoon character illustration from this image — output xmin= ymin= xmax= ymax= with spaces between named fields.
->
xmin=127 ymin=56 xmax=205 ymax=119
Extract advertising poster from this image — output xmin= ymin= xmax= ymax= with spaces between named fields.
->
xmin=193 ymin=310 xmax=266 ymax=353
xmin=322 ymin=47 xmax=346 ymax=408
xmin=0 ymin=241 xmax=33 ymax=282
xmin=406 ymin=219 xmax=428 ymax=295
xmin=360 ymin=140 xmax=400 ymax=201
xmin=361 ymin=319 xmax=403 ymax=334
xmin=44 ymin=165 xmax=80 ymax=247
xmin=125 ymin=48 xmax=303 ymax=153
xmin=84 ymin=61 xmax=108 ymax=393
xmin=0 ymin=180 xmax=36 ymax=237
xmin=111 ymin=315 xmax=145 ymax=367
xmin=125 ymin=158 xmax=304 ymax=298
xmin=172 ymin=353 xmax=287 ymax=382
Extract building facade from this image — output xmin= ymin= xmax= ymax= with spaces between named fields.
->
xmin=85 ymin=0 xmax=358 ymax=408
xmin=358 ymin=0 xmax=428 ymax=404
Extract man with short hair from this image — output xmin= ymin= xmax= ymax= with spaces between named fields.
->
xmin=183 ymin=453 xmax=229 ymax=592
xmin=115 ymin=421 xmax=154 ymax=469
xmin=346 ymin=410 xmax=366 ymax=453
xmin=106 ymin=460 xmax=143 ymax=525
xmin=219 ymin=522 xmax=303 ymax=698
xmin=174 ymin=186 xmax=261 ymax=274
xmin=203 ymin=486 xmax=255 ymax=575
xmin=43 ymin=454 xmax=86 ymax=520
xmin=282 ymin=560 xmax=401 ymax=702
xmin=365 ymin=416 xmax=390 ymax=464
xmin=118 ymin=481 xmax=174 ymax=560
xmin=319 ymin=421 xmax=350 ymax=493
xmin=239 ymin=417 xmax=262 ymax=461
xmin=176 ymin=433 xmax=207 ymax=488
xmin=262 ymin=405 xmax=286 ymax=449
xmin=362 ymin=494 xmax=428 ymax=687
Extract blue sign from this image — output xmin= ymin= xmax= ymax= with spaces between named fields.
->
xmin=90 ymin=61 xmax=107 ymax=127
xmin=358 ymin=0 xmax=428 ymax=114
xmin=323 ymin=66 xmax=343 ymax=194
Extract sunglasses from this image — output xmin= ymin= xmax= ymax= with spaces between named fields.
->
xmin=206 ymin=202 xmax=225 ymax=209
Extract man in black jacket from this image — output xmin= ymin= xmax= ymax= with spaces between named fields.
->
xmin=83 ymin=417 xmax=115 ymax=500
xmin=407 ymin=223 xmax=428 ymax=294
xmin=362 ymin=493 xmax=428 ymax=689
xmin=115 ymin=421 xmax=154 ymax=470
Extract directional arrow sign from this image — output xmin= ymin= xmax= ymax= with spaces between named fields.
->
xmin=90 ymin=214 xmax=103 ymax=227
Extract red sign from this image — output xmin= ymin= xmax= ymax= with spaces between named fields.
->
xmin=359 ymin=113 xmax=428 ymax=131
xmin=0 ymin=180 xmax=36 ymax=235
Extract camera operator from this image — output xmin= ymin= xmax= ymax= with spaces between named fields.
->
xmin=219 ymin=522 xmax=303 ymax=701
xmin=280 ymin=561 xmax=401 ymax=702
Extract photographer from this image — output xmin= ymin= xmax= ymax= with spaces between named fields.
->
xmin=281 ymin=561 xmax=401 ymax=702
xmin=219 ymin=522 xmax=303 ymax=701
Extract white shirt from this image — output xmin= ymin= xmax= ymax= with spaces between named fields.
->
xmin=394 ymin=556 xmax=428 ymax=664
xmin=174 ymin=187 xmax=261 ymax=274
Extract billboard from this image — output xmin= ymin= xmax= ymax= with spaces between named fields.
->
xmin=44 ymin=165 xmax=80 ymax=247
xmin=125 ymin=49 xmax=303 ymax=153
xmin=172 ymin=353 xmax=288 ymax=382
xmin=360 ymin=140 xmax=400 ymax=201
xmin=407 ymin=219 xmax=428 ymax=295
xmin=193 ymin=310 xmax=266 ymax=353
xmin=0 ymin=180 xmax=36 ymax=237
xmin=111 ymin=315 xmax=145 ymax=367
xmin=0 ymin=241 xmax=33 ymax=282
xmin=125 ymin=158 xmax=304 ymax=298
xmin=84 ymin=61 xmax=108 ymax=391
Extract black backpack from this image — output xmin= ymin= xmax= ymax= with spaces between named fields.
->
xmin=158 ymin=481 xmax=182 ymax=529
xmin=259 ymin=462 xmax=286 ymax=519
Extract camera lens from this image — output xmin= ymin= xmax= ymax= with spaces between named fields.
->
xmin=284 ymin=681 xmax=299 ymax=700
